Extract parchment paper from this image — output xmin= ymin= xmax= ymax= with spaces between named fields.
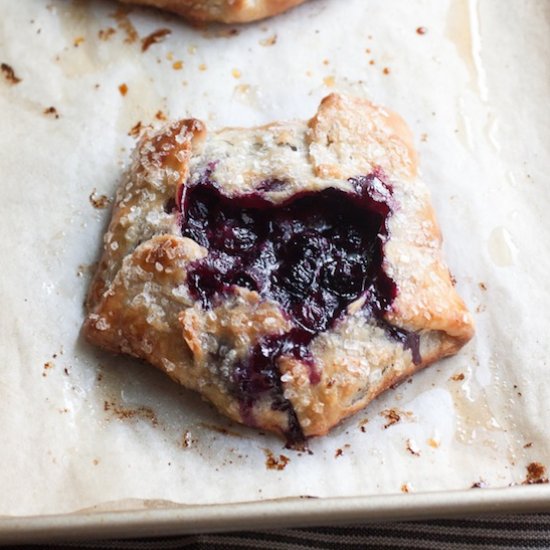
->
xmin=1 ymin=0 xmax=549 ymax=517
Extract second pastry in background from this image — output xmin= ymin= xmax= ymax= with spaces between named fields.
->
xmin=119 ymin=0 xmax=308 ymax=23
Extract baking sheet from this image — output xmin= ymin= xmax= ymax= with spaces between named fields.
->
xmin=1 ymin=487 xmax=550 ymax=545
xmin=0 ymin=0 xmax=549 ymax=518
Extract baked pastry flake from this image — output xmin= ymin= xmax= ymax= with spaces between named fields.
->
xmin=83 ymin=94 xmax=474 ymax=444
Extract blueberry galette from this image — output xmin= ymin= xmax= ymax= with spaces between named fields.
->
xmin=119 ymin=0 xmax=307 ymax=23
xmin=84 ymin=94 xmax=474 ymax=443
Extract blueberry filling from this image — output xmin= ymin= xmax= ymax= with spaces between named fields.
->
xmin=179 ymin=171 xmax=420 ymax=442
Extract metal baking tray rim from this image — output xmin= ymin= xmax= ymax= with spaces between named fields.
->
xmin=1 ymin=485 xmax=550 ymax=545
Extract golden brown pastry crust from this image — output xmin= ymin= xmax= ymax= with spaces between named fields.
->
xmin=83 ymin=94 xmax=474 ymax=440
xmin=119 ymin=0 xmax=307 ymax=23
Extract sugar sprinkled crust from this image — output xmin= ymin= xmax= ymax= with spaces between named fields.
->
xmin=83 ymin=94 xmax=474 ymax=441
xmin=119 ymin=0 xmax=307 ymax=23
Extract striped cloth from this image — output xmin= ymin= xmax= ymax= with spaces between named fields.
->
xmin=6 ymin=515 xmax=550 ymax=549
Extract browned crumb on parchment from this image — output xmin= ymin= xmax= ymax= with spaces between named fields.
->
xmin=406 ymin=439 xmax=420 ymax=456
xmin=1 ymin=63 xmax=21 ymax=85
xmin=471 ymin=479 xmax=488 ymax=489
xmin=450 ymin=372 xmax=465 ymax=381
xmin=401 ymin=483 xmax=412 ymax=493
xmin=264 ymin=449 xmax=290 ymax=471
xmin=358 ymin=417 xmax=369 ymax=433
xmin=98 ymin=27 xmax=116 ymax=41
xmin=381 ymin=408 xmax=401 ymax=428
xmin=479 ymin=282 xmax=488 ymax=291
xmin=128 ymin=121 xmax=144 ymax=137
xmin=111 ymin=7 xmax=139 ymax=44
xmin=118 ymin=83 xmax=128 ymax=96
xmin=524 ymin=462 xmax=549 ymax=484
xmin=103 ymin=400 xmax=159 ymax=426
xmin=155 ymin=110 xmax=167 ymax=121
xmin=380 ymin=408 xmax=413 ymax=429
xmin=141 ymin=28 xmax=172 ymax=52
xmin=43 ymin=106 xmax=60 ymax=119
xmin=260 ymin=34 xmax=277 ymax=46
xmin=42 ymin=361 xmax=54 ymax=377
xmin=181 ymin=430 xmax=195 ymax=448
xmin=89 ymin=189 xmax=111 ymax=209
xmin=334 ymin=444 xmax=351 ymax=458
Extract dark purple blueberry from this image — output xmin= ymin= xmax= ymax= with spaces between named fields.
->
xmin=218 ymin=225 xmax=258 ymax=254
xmin=292 ymin=291 xmax=339 ymax=333
xmin=277 ymin=257 xmax=320 ymax=299
xmin=320 ymin=256 xmax=367 ymax=299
